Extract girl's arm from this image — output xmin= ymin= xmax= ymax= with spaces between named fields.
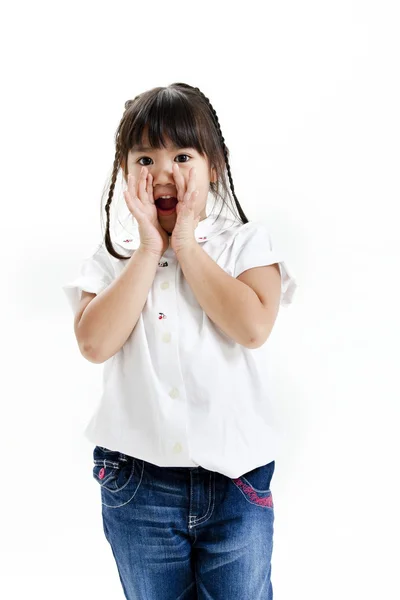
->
xmin=176 ymin=242 xmax=280 ymax=349
xmin=75 ymin=247 xmax=161 ymax=363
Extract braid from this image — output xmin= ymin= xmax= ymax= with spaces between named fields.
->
xmin=178 ymin=84 xmax=248 ymax=223
xmin=103 ymin=135 xmax=130 ymax=260
xmin=102 ymin=96 xmax=144 ymax=260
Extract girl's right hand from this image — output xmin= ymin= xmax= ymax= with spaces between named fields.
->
xmin=123 ymin=167 xmax=170 ymax=257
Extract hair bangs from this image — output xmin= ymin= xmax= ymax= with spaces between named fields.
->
xmin=129 ymin=89 xmax=205 ymax=156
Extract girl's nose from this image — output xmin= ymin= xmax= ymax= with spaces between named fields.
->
xmin=153 ymin=162 xmax=175 ymax=175
xmin=151 ymin=164 xmax=176 ymax=183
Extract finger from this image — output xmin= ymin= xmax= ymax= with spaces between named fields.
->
xmin=187 ymin=189 xmax=199 ymax=211
xmin=147 ymin=172 xmax=155 ymax=204
xmin=138 ymin=166 xmax=148 ymax=202
xmin=184 ymin=167 xmax=197 ymax=202
xmin=173 ymin=163 xmax=185 ymax=201
xmin=123 ymin=189 xmax=144 ymax=219
xmin=128 ymin=173 xmax=136 ymax=198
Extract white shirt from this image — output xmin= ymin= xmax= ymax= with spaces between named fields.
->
xmin=62 ymin=212 xmax=297 ymax=478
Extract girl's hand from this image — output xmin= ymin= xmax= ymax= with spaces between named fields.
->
xmin=123 ymin=167 xmax=170 ymax=257
xmin=170 ymin=164 xmax=201 ymax=253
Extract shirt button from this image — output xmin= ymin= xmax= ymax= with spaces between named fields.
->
xmin=161 ymin=281 xmax=169 ymax=290
xmin=162 ymin=332 xmax=171 ymax=343
xmin=169 ymin=388 xmax=180 ymax=399
xmin=173 ymin=442 xmax=182 ymax=454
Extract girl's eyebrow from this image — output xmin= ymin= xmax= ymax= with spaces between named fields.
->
xmin=132 ymin=145 xmax=190 ymax=153
xmin=133 ymin=145 xmax=154 ymax=152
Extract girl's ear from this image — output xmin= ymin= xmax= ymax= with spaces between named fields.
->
xmin=210 ymin=166 xmax=217 ymax=183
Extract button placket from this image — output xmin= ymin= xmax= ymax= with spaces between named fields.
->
xmin=155 ymin=260 xmax=187 ymax=458
xmin=159 ymin=273 xmax=172 ymax=342
xmin=157 ymin=266 xmax=178 ymax=397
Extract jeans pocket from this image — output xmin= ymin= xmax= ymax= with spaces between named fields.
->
xmin=231 ymin=461 xmax=275 ymax=508
xmin=92 ymin=445 xmax=135 ymax=493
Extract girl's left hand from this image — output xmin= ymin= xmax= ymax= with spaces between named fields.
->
xmin=170 ymin=164 xmax=201 ymax=253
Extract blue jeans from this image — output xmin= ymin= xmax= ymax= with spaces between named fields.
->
xmin=93 ymin=445 xmax=275 ymax=599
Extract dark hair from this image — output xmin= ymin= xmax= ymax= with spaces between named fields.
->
xmin=101 ymin=82 xmax=249 ymax=260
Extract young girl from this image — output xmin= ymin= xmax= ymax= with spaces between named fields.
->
xmin=63 ymin=82 xmax=297 ymax=600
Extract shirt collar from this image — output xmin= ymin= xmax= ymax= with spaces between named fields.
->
xmin=115 ymin=211 xmax=240 ymax=252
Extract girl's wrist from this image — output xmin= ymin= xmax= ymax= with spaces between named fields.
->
xmin=137 ymin=244 xmax=163 ymax=260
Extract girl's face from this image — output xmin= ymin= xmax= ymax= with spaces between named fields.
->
xmin=126 ymin=135 xmax=217 ymax=233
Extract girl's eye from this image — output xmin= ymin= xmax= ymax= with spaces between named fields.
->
xmin=137 ymin=154 xmax=191 ymax=166
xmin=137 ymin=157 xmax=152 ymax=166
xmin=176 ymin=154 xmax=190 ymax=163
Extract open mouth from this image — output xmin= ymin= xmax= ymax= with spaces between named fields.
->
xmin=155 ymin=197 xmax=178 ymax=216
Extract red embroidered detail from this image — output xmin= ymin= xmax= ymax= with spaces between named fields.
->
xmin=198 ymin=236 xmax=207 ymax=240
xmin=123 ymin=239 xmax=133 ymax=243
xmin=232 ymin=477 xmax=273 ymax=507
xmin=99 ymin=467 xmax=105 ymax=480
xmin=158 ymin=312 xmax=166 ymax=320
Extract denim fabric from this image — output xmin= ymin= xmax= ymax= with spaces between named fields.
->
xmin=93 ymin=445 xmax=275 ymax=599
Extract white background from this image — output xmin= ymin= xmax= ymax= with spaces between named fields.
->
xmin=2 ymin=0 xmax=399 ymax=598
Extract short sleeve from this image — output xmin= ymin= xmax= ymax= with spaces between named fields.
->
xmin=232 ymin=221 xmax=298 ymax=306
xmin=62 ymin=242 xmax=115 ymax=315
